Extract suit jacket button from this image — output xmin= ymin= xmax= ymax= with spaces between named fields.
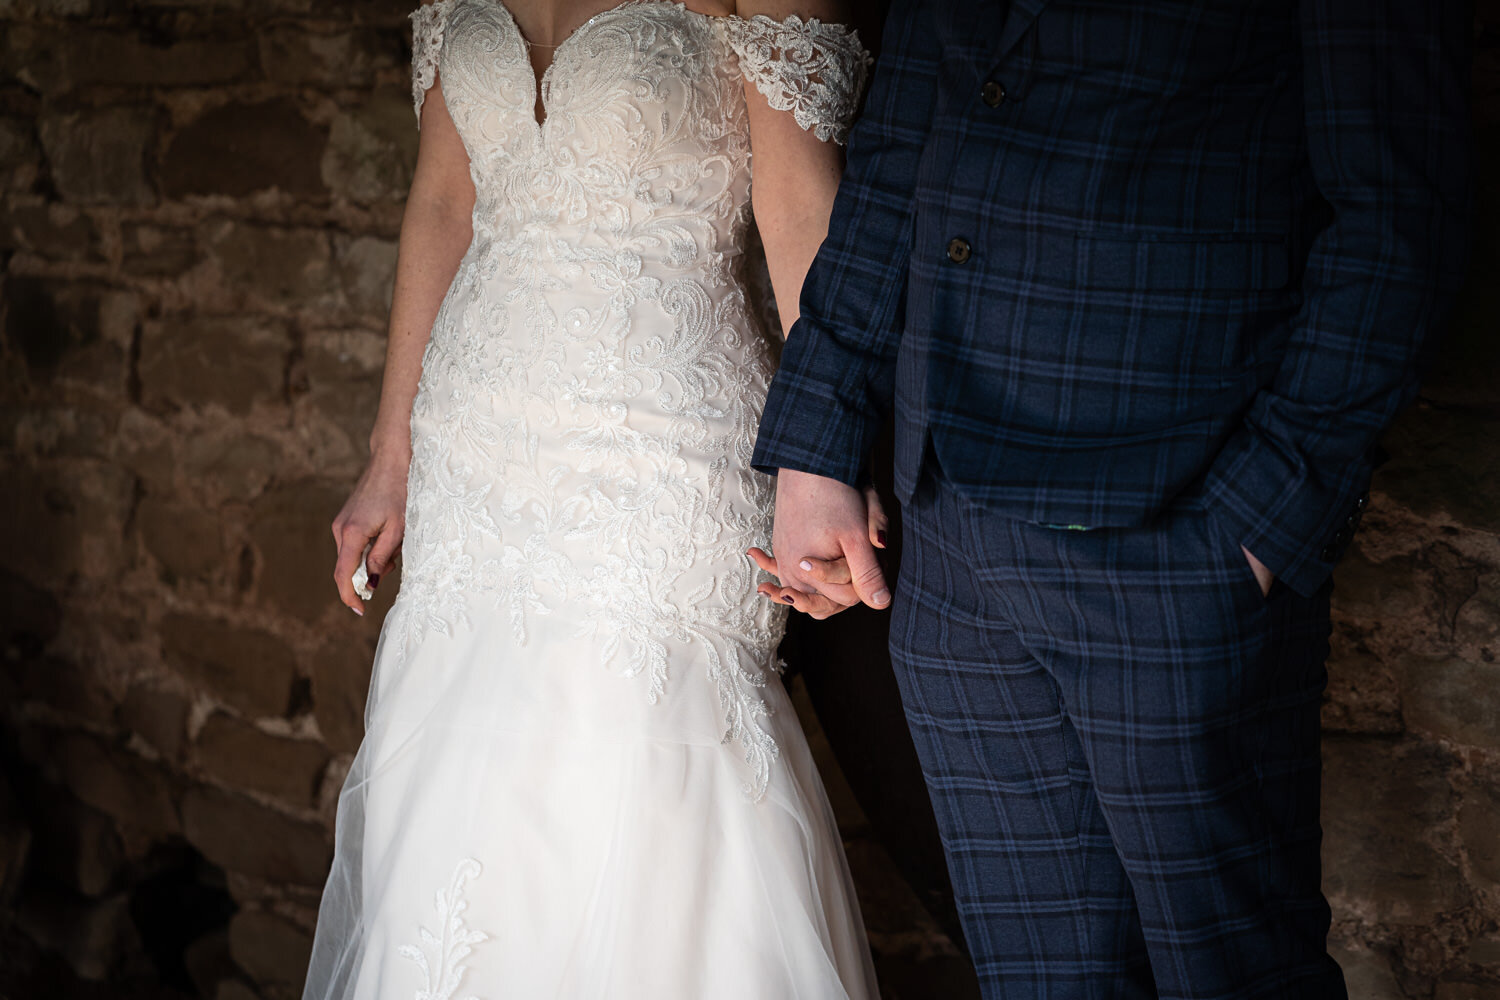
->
xmin=1321 ymin=545 xmax=1338 ymax=562
xmin=947 ymin=237 xmax=972 ymax=263
xmin=981 ymin=80 xmax=1006 ymax=107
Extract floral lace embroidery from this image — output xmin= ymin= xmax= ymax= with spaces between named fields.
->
xmin=391 ymin=0 xmax=868 ymax=800
xmin=398 ymin=859 xmax=488 ymax=1000
xmin=723 ymin=14 xmax=871 ymax=144
xmin=411 ymin=0 xmax=458 ymax=126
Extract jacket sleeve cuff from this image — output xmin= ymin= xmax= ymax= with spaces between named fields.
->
xmin=751 ymin=367 xmax=880 ymax=487
xmin=1202 ymin=421 xmax=1373 ymax=598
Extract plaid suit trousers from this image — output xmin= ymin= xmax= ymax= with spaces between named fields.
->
xmin=890 ymin=469 xmax=1345 ymax=1000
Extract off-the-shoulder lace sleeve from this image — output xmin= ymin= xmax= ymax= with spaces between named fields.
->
xmin=723 ymin=14 xmax=872 ymax=145
xmin=410 ymin=0 xmax=455 ymax=127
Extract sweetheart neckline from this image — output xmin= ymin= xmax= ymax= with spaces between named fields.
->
xmin=483 ymin=0 xmax=704 ymax=129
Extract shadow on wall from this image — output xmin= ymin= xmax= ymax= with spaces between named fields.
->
xmin=0 ymin=2 xmax=1497 ymax=1000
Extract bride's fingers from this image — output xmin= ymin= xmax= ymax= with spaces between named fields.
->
xmin=798 ymin=556 xmax=852 ymax=587
xmin=864 ymin=485 xmax=890 ymax=549
xmin=747 ymin=547 xmax=779 ymax=577
xmin=760 ymin=583 xmax=851 ymax=620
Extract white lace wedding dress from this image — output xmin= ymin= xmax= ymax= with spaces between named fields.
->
xmin=303 ymin=3 xmax=877 ymax=997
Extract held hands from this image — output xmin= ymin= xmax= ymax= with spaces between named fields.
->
xmin=747 ymin=469 xmax=891 ymax=620
xmin=331 ymin=451 xmax=409 ymax=616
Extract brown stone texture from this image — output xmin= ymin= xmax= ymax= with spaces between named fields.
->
xmin=0 ymin=1 xmax=1496 ymax=998
xmin=160 ymin=612 xmax=298 ymax=717
xmin=163 ymin=99 xmax=327 ymax=200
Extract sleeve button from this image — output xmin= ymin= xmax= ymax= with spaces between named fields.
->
xmin=946 ymin=237 xmax=972 ymax=263
xmin=981 ymin=80 xmax=1007 ymax=107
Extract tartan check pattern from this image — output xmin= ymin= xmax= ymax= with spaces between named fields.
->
xmin=891 ymin=475 xmax=1345 ymax=1000
xmin=752 ymin=0 xmax=1471 ymax=597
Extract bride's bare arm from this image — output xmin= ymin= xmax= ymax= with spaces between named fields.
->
xmin=332 ymin=48 xmax=475 ymax=616
xmin=736 ymin=0 xmax=854 ymax=338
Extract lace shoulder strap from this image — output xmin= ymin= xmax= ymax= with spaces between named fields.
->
xmin=722 ymin=14 xmax=871 ymax=145
xmin=410 ymin=0 xmax=457 ymax=127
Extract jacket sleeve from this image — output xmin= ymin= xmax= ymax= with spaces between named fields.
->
xmin=750 ymin=0 xmax=940 ymax=484
xmin=1203 ymin=0 xmax=1472 ymax=596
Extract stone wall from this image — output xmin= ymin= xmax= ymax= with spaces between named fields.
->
xmin=0 ymin=1 xmax=1496 ymax=998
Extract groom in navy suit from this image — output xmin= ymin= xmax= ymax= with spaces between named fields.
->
xmin=753 ymin=0 xmax=1471 ymax=996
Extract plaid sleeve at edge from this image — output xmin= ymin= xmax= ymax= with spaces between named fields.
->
xmin=1203 ymin=0 xmax=1472 ymax=596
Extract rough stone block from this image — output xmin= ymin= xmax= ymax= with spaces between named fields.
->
xmin=194 ymin=713 xmax=329 ymax=806
xmin=1460 ymin=771 xmax=1500 ymax=885
xmin=0 ymin=568 xmax=61 ymax=659
xmin=228 ymin=908 xmax=314 ymax=988
xmin=1323 ymin=736 xmax=1466 ymax=924
xmin=13 ymin=888 xmax=142 ymax=981
xmin=2 ymin=653 xmax=119 ymax=728
xmin=138 ymin=315 xmax=290 ymax=415
xmin=181 ymin=430 xmax=283 ymax=504
xmin=0 ymin=458 xmax=136 ymax=585
xmin=258 ymin=26 xmax=401 ymax=86
xmin=1377 ymin=407 xmax=1500 ymax=535
xmin=0 ymin=116 xmax=42 ymax=195
xmin=179 ymin=786 xmax=331 ymax=885
xmin=38 ymin=107 xmax=158 ymax=205
xmin=17 ymin=726 xmax=180 ymax=836
xmin=309 ymin=633 xmax=374 ymax=753
xmin=332 ymin=235 xmax=397 ymax=318
xmin=297 ymin=326 xmax=386 ymax=463
xmin=160 ymin=612 xmax=297 ymax=717
xmin=250 ymin=481 xmax=351 ymax=622
xmin=1322 ymin=638 xmax=1404 ymax=736
xmin=321 ymin=91 xmax=415 ymax=205
xmin=5 ymin=401 xmax=119 ymax=463
xmin=1399 ymin=655 xmax=1500 ymax=749
xmin=4 ymin=276 xmax=137 ymax=392
xmin=204 ymin=220 xmax=339 ymax=310
xmin=217 ymin=979 xmax=262 ymax=1000
xmin=28 ymin=791 xmax=124 ymax=897
xmin=183 ymin=927 xmax=238 ymax=1000
xmin=0 ymin=774 xmax=30 ymax=908
xmin=164 ymin=99 xmax=326 ymax=200
xmin=0 ymin=202 xmax=100 ymax=259
xmin=137 ymin=495 xmax=224 ymax=580
xmin=120 ymin=680 xmax=190 ymax=761
xmin=1455 ymin=575 xmax=1500 ymax=662
xmin=120 ymin=223 xmax=199 ymax=277
xmin=61 ymin=32 xmax=254 ymax=88
xmin=1329 ymin=939 xmax=1404 ymax=999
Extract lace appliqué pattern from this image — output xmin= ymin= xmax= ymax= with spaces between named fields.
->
xmin=411 ymin=0 xmax=457 ymax=126
xmin=398 ymin=859 xmax=488 ymax=1000
xmin=724 ymin=13 xmax=871 ymax=144
xmin=391 ymin=0 xmax=870 ymax=800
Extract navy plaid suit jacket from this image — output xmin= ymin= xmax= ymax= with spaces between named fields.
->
xmin=752 ymin=0 xmax=1471 ymax=596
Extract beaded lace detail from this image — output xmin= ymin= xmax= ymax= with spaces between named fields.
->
xmin=723 ymin=13 xmax=871 ymax=144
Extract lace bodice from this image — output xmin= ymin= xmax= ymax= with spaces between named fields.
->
xmin=411 ymin=1 xmax=868 ymax=245
xmin=389 ymin=0 xmax=868 ymax=800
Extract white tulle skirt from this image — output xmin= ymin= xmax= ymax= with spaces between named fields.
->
xmin=303 ymin=588 xmax=879 ymax=1000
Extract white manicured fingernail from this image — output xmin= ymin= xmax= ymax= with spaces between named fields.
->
xmin=874 ymin=589 xmax=890 ymax=606
xmin=799 ymin=560 xmax=813 ymax=572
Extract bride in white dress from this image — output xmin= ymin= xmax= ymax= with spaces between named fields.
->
xmin=307 ymin=1 xmax=878 ymax=996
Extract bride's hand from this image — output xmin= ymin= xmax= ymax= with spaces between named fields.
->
xmin=747 ymin=484 xmax=889 ymax=620
xmin=331 ymin=451 xmax=409 ymax=616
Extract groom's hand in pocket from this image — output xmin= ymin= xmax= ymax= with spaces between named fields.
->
xmin=747 ymin=469 xmax=891 ymax=619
